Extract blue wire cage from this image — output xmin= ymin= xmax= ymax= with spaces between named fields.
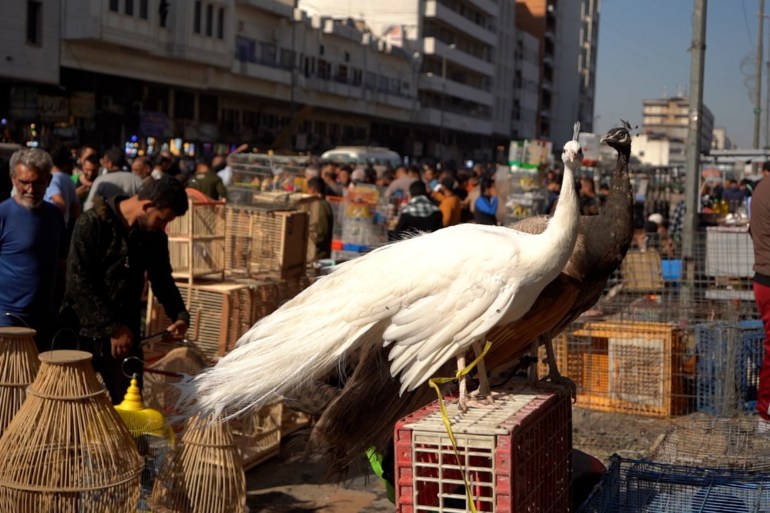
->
xmin=577 ymin=455 xmax=770 ymax=513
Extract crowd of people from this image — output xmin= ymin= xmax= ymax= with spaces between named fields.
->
xmin=0 ymin=145 xmax=191 ymax=404
xmin=0 ymin=142 xmax=509 ymax=403
xmin=303 ymin=159 xmax=504 ymax=242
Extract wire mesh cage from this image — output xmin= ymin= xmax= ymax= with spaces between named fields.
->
xmin=576 ymin=455 xmax=770 ymax=513
xmin=695 ymin=321 xmax=764 ymax=416
xmin=531 ymin=223 xmax=766 ymax=418
xmin=0 ymin=350 xmax=143 ymax=512
xmin=227 ymin=153 xmax=309 ymax=205
xmin=149 ymin=414 xmax=247 ymax=513
xmin=0 ymin=327 xmax=39 ymax=437
xmin=651 ymin=414 xmax=770 ymax=472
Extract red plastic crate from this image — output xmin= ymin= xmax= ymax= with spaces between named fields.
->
xmin=394 ymin=381 xmax=571 ymax=513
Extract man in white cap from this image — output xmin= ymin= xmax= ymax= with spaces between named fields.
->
xmin=646 ymin=212 xmax=673 ymax=257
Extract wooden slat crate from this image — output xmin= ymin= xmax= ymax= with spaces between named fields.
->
xmin=248 ymin=192 xmax=320 ymax=263
xmin=230 ymin=400 xmax=283 ymax=470
xmin=562 ymin=320 xmax=688 ymax=417
xmin=146 ymin=281 xmax=255 ymax=360
xmin=167 ymin=197 xmax=226 ymax=281
xmin=225 ymin=206 xmax=309 ymax=279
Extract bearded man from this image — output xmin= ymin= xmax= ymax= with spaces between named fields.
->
xmin=59 ymin=174 xmax=190 ymax=403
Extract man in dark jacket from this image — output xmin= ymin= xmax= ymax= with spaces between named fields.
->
xmin=59 ymin=175 xmax=190 ymax=403
xmin=390 ymin=180 xmax=443 ymax=240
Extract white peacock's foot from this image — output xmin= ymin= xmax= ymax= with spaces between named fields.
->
xmin=468 ymin=388 xmax=502 ymax=402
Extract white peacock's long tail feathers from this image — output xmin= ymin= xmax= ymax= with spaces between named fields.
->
xmin=175 ymin=282 xmax=387 ymax=419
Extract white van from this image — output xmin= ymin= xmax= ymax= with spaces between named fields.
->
xmin=320 ymin=146 xmax=402 ymax=168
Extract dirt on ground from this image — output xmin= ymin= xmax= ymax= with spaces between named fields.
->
xmin=245 ymin=406 xmax=680 ymax=513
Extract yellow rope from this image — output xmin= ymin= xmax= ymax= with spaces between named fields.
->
xmin=427 ymin=341 xmax=492 ymax=513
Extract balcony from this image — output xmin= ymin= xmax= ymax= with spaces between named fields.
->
xmin=236 ymin=0 xmax=293 ymax=18
xmin=423 ymin=1 xmax=496 ymax=46
xmin=423 ymin=38 xmax=495 ymax=78
xmin=419 ymin=73 xmax=494 ymax=107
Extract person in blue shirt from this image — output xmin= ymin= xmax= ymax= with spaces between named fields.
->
xmin=0 ymin=148 xmax=66 ymax=352
xmin=474 ymin=177 xmax=499 ymax=225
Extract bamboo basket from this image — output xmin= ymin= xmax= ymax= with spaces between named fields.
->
xmin=149 ymin=414 xmax=247 ymax=513
xmin=0 ymin=349 xmax=142 ymax=512
xmin=0 ymin=327 xmax=39 ymax=436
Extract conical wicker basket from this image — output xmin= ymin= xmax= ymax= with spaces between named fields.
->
xmin=149 ymin=414 xmax=247 ymax=513
xmin=0 ymin=349 xmax=143 ymax=512
xmin=0 ymin=327 xmax=39 ymax=436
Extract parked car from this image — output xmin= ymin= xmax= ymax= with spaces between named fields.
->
xmin=320 ymin=146 xmax=401 ymax=168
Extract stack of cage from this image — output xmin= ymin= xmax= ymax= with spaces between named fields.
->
xmin=394 ymin=380 xmax=571 ymax=513
xmin=148 ymin=280 xmax=256 ymax=360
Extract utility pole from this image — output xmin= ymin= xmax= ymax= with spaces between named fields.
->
xmin=755 ymin=0 xmax=765 ymax=148
xmin=766 ymin=10 xmax=770 ymax=148
xmin=682 ymin=0 xmax=707 ymax=301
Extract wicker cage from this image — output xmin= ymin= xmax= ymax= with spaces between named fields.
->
xmin=167 ymin=196 xmax=227 ymax=282
xmin=0 ymin=327 xmax=39 ymax=436
xmin=0 ymin=349 xmax=142 ymax=512
xmin=149 ymin=414 xmax=246 ymax=513
xmin=224 ymin=206 xmax=309 ymax=279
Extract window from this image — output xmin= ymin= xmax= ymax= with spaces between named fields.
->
xmin=217 ymin=7 xmax=224 ymax=39
xmin=159 ymin=0 xmax=169 ymax=27
xmin=193 ymin=1 xmax=201 ymax=34
xmin=378 ymin=75 xmax=389 ymax=93
xmin=280 ymin=49 xmax=295 ymax=70
xmin=351 ymin=68 xmax=362 ymax=86
xmin=26 ymin=1 xmax=42 ymax=45
xmin=259 ymin=42 xmax=277 ymax=66
xmin=317 ymin=59 xmax=331 ymax=80
xmin=205 ymin=4 xmax=213 ymax=36
xmin=243 ymin=110 xmax=259 ymax=129
xmin=235 ymin=36 xmax=256 ymax=62
xmin=139 ymin=0 xmax=148 ymax=19
xmin=336 ymin=64 xmax=348 ymax=83
xmin=125 ymin=0 xmax=133 ymax=16
xmin=109 ymin=0 xmax=119 ymax=12
xmin=174 ymin=91 xmax=195 ymax=119
xmin=199 ymin=94 xmax=218 ymax=123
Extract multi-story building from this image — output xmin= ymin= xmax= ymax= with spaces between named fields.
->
xmin=642 ymin=96 xmax=714 ymax=151
xmin=1 ymin=0 xmax=597 ymax=162
xmin=298 ymin=0 xmax=507 ymax=161
xmin=515 ymin=0 xmax=600 ymax=146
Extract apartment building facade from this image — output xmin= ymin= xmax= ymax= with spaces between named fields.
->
xmin=642 ymin=96 xmax=715 ymax=152
xmin=1 ymin=0 xmax=597 ymax=163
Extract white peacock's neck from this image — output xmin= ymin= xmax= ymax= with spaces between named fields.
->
xmin=533 ymin=159 xmax=580 ymax=266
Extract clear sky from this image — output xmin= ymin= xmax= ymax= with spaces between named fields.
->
xmin=595 ymin=0 xmax=761 ymax=148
